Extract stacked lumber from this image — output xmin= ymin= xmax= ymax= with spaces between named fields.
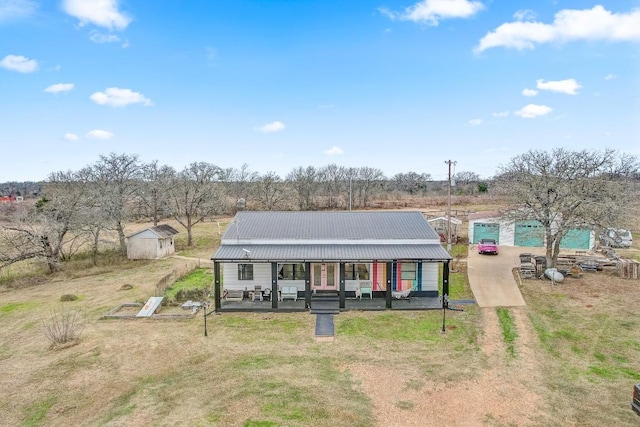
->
xmin=618 ymin=259 xmax=640 ymax=279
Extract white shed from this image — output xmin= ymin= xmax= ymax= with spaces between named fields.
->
xmin=126 ymin=225 xmax=179 ymax=260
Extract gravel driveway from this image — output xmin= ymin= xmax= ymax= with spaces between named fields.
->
xmin=466 ymin=245 xmax=537 ymax=307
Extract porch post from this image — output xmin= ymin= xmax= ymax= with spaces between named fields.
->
xmin=213 ymin=261 xmax=221 ymax=312
xmin=305 ymin=262 xmax=311 ymax=309
xmin=271 ymin=262 xmax=278 ymax=309
xmin=386 ymin=261 xmax=393 ymax=309
xmin=443 ymin=260 xmax=450 ymax=308
xmin=339 ymin=262 xmax=346 ymax=309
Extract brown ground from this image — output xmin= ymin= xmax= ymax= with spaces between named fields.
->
xmin=346 ymin=306 xmax=545 ymax=426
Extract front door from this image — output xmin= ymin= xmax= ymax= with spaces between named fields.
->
xmin=312 ymin=263 xmax=337 ymax=291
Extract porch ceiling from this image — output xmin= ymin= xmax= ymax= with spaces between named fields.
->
xmin=211 ymin=244 xmax=452 ymax=262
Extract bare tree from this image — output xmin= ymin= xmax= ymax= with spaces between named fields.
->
xmin=90 ymin=153 xmax=142 ymax=256
xmin=166 ymin=162 xmax=222 ymax=246
xmin=138 ymin=161 xmax=175 ymax=225
xmin=453 ymin=171 xmax=480 ymax=185
xmin=391 ymin=171 xmax=431 ymax=195
xmin=494 ymin=148 xmax=639 ymax=267
xmin=453 ymin=171 xmax=480 ymax=194
xmin=254 ymin=171 xmax=283 ymax=211
xmin=286 ymin=166 xmax=318 ymax=210
xmin=220 ymin=163 xmax=259 ymax=210
xmin=354 ymin=167 xmax=386 ymax=208
xmin=0 ymin=171 xmax=87 ymax=272
xmin=318 ymin=164 xmax=346 ymax=209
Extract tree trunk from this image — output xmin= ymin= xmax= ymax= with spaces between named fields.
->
xmin=186 ymin=215 xmax=193 ymax=246
xmin=91 ymin=228 xmax=101 ymax=266
xmin=117 ymin=221 xmax=127 ymax=256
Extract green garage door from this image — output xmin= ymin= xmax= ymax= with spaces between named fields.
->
xmin=515 ymin=220 xmax=544 ymax=247
xmin=560 ymin=228 xmax=591 ymax=249
xmin=473 ymin=223 xmax=500 ymax=244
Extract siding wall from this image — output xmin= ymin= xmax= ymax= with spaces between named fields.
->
xmin=221 ymin=261 xmax=440 ymax=293
xmin=223 ymin=263 xmax=272 ymax=291
xmin=127 ymin=236 xmax=176 ymax=260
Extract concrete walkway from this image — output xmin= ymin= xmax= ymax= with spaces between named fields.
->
xmin=466 ymin=245 xmax=531 ymax=307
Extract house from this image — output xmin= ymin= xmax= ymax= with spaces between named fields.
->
xmin=468 ymin=211 xmax=594 ymax=250
xmin=126 ymin=224 xmax=180 ymax=260
xmin=211 ymin=211 xmax=453 ymax=312
xmin=0 ymin=195 xmax=16 ymax=203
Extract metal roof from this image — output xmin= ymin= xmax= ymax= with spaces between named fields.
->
xmin=212 ymin=243 xmax=452 ymax=262
xmin=127 ymin=224 xmax=179 ymax=239
xmin=222 ymin=211 xmax=440 ymax=241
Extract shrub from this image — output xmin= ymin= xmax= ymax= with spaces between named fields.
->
xmin=42 ymin=306 xmax=86 ymax=349
xmin=60 ymin=294 xmax=78 ymax=302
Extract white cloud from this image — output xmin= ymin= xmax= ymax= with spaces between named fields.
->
xmin=256 ymin=121 xmax=285 ymax=133
xmin=522 ymin=88 xmax=538 ymax=97
xmin=86 ymin=129 xmax=114 ymax=140
xmin=513 ymin=9 xmax=536 ymax=22
xmin=89 ymin=30 xmax=121 ymax=43
xmin=62 ymin=0 xmax=131 ymax=30
xmin=469 ymin=118 xmax=482 ymax=126
xmin=323 ymin=146 xmax=344 ymax=156
xmin=515 ymin=104 xmax=553 ymax=118
xmin=44 ymin=83 xmax=74 ymax=94
xmin=536 ymin=78 xmax=581 ymax=95
xmin=380 ymin=0 xmax=484 ymax=25
xmin=90 ymin=87 xmax=153 ymax=107
xmin=0 ymin=0 xmax=37 ymax=22
xmin=63 ymin=133 xmax=79 ymax=141
xmin=604 ymin=73 xmax=617 ymax=80
xmin=492 ymin=111 xmax=509 ymax=118
xmin=476 ymin=5 xmax=640 ymax=52
xmin=0 ymin=54 xmax=37 ymax=73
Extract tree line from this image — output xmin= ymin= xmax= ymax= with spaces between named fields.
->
xmin=4 ymin=148 xmax=634 ymax=273
xmin=0 ymin=153 xmax=485 ymax=272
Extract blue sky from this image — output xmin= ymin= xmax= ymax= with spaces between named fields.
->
xmin=1 ymin=0 xmax=639 ymax=182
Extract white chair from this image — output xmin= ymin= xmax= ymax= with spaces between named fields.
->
xmin=357 ymin=281 xmax=373 ymax=300
xmin=280 ymin=286 xmax=298 ymax=301
xmin=252 ymin=285 xmax=263 ymax=301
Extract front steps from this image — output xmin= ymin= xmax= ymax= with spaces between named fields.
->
xmin=310 ymin=292 xmax=339 ymax=314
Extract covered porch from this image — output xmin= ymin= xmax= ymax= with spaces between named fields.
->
xmin=217 ymin=295 xmax=442 ymax=312
xmin=211 ymin=258 xmax=452 ymax=313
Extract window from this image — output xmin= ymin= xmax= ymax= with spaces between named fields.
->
xmin=238 ymin=264 xmax=253 ymax=280
xmin=278 ymin=263 xmax=305 ymax=280
xmin=400 ymin=262 xmax=416 ymax=280
xmin=345 ymin=263 xmax=370 ymax=280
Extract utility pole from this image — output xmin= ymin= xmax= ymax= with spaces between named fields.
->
xmin=444 ymin=160 xmax=457 ymax=252
xmin=349 ymin=176 xmax=352 ymax=211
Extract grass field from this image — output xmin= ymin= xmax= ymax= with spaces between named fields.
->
xmin=1 ymin=211 xmax=640 ymax=426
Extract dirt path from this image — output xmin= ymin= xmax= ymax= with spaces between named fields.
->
xmin=347 ymin=306 xmax=546 ymax=426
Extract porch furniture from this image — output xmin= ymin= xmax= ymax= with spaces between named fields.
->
xmin=280 ymin=286 xmax=298 ymax=301
xmin=356 ymin=281 xmax=373 ymax=300
xmin=223 ymin=289 xmax=244 ymax=301
xmin=392 ymin=289 xmax=411 ymax=301
xmin=262 ymin=288 xmax=272 ymax=301
xmin=252 ymin=285 xmax=263 ymax=301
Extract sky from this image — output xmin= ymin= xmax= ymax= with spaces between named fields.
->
xmin=1 ymin=0 xmax=639 ymax=182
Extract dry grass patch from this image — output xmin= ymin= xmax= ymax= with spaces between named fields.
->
xmin=521 ymin=270 xmax=640 ymax=426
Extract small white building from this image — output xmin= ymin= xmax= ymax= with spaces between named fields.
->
xmin=126 ymin=225 xmax=179 ymax=260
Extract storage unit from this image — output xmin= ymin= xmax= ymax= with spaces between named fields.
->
xmin=560 ymin=228 xmax=592 ymax=250
xmin=514 ymin=220 xmax=545 ymax=247
xmin=472 ymin=222 xmax=500 ymax=244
